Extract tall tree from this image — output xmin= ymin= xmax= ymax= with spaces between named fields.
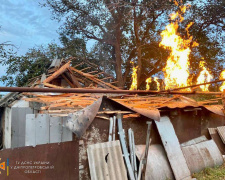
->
xmin=42 ymin=0 xmax=225 ymax=89
xmin=43 ymin=0 xmax=174 ymax=88
xmin=43 ymin=0 xmax=131 ymax=87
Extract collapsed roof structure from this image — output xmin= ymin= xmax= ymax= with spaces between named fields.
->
xmin=0 ymin=59 xmax=224 ymax=179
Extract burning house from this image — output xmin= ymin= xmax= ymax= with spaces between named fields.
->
xmin=0 ymin=2 xmax=224 ymax=180
xmin=0 ymin=58 xmax=224 ymax=179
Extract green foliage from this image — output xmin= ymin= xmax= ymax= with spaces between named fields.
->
xmin=0 ymin=44 xmax=59 ymax=86
xmin=193 ymin=163 xmax=225 ymax=180
xmin=0 ymin=35 xmax=90 ymax=86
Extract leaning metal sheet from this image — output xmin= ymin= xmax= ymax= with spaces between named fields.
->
xmin=135 ymin=144 xmax=174 ymax=180
xmin=155 ymin=116 xmax=191 ymax=180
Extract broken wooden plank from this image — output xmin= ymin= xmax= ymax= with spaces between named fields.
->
xmin=70 ymin=66 xmax=120 ymax=90
xmin=94 ymin=72 xmax=105 ymax=76
xmin=73 ymin=62 xmax=84 ymax=68
xmin=88 ymin=71 xmax=98 ymax=74
xmin=155 ymin=116 xmax=192 ymax=180
xmin=98 ymin=111 xmax=132 ymax=115
xmin=80 ymin=66 xmax=91 ymax=72
xmin=66 ymin=68 xmax=82 ymax=88
xmin=61 ymin=73 xmax=76 ymax=88
xmin=43 ymin=83 xmax=64 ymax=89
xmin=101 ymin=76 xmax=113 ymax=80
xmin=43 ymin=61 xmax=71 ymax=83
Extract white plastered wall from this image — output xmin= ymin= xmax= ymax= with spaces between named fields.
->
xmin=3 ymin=107 xmax=12 ymax=149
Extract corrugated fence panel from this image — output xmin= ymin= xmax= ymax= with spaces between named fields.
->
xmin=87 ymin=140 xmax=127 ymax=180
xmin=62 ymin=117 xmax=73 ymax=142
xmin=25 ymin=114 xmax=36 ymax=147
xmin=50 ymin=116 xmax=62 ymax=143
xmin=25 ymin=114 xmax=73 ymax=147
xmin=11 ymin=107 xmax=33 ymax=148
xmin=35 ymin=114 xmax=50 ymax=145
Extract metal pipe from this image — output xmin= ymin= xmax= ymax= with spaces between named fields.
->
xmin=0 ymin=86 xmax=222 ymax=95
xmin=162 ymin=78 xmax=225 ymax=92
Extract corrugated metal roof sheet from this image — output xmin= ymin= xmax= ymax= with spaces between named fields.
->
xmin=204 ymin=105 xmax=224 ymax=116
xmin=217 ymin=126 xmax=225 ymax=144
xmin=87 ymin=140 xmax=127 ymax=180
xmin=182 ymin=140 xmax=224 ymax=173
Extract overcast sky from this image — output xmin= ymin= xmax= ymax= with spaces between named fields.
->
xmin=0 ymin=0 xmax=61 ymax=87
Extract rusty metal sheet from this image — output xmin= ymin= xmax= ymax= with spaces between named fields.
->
xmin=217 ymin=126 xmax=225 ymax=144
xmin=87 ymin=140 xmax=127 ymax=180
xmin=182 ymin=140 xmax=224 ymax=173
xmin=155 ymin=116 xmax=191 ymax=180
xmin=204 ymin=105 xmax=224 ymax=116
xmin=159 ymin=103 xmax=224 ymax=117
xmin=159 ymin=102 xmax=200 ymax=109
xmin=0 ymin=141 xmax=79 ymax=179
xmin=181 ymin=136 xmax=207 ymax=147
xmin=108 ymin=97 xmax=160 ymax=121
xmin=135 ymin=145 xmax=174 ymax=180
xmin=67 ymin=96 xmax=160 ymax=138
xmin=126 ymin=106 xmax=160 ymax=121
xmin=66 ymin=97 xmax=103 ymax=137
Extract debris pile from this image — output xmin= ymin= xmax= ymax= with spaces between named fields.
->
xmin=0 ymin=60 xmax=224 ymax=180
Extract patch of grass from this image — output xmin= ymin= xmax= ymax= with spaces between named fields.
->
xmin=192 ymin=163 xmax=225 ymax=180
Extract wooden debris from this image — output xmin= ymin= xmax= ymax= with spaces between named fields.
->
xmin=66 ymin=68 xmax=82 ymax=87
xmin=43 ymin=83 xmax=64 ymax=89
xmin=61 ymin=73 xmax=76 ymax=88
xmin=98 ymin=111 xmax=133 ymax=114
xmin=43 ymin=61 xmax=71 ymax=83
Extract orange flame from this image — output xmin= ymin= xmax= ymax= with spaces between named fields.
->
xmin=146 ymin=77 xmax=151 ymax=90
xmin=197 ymin=61 xmax=213 ymax=91
xmin=159 ymin=3 xmax=198 ymax=91
xmin=146 ymin=77 xmax=160 ymax=91
xmin=219 ymin=70 xmax=225 ymax=91
xmin=154 ymin=77 xmax=160 ymax=91
xmin=130 ymin=66 xmax=138 ymax=90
